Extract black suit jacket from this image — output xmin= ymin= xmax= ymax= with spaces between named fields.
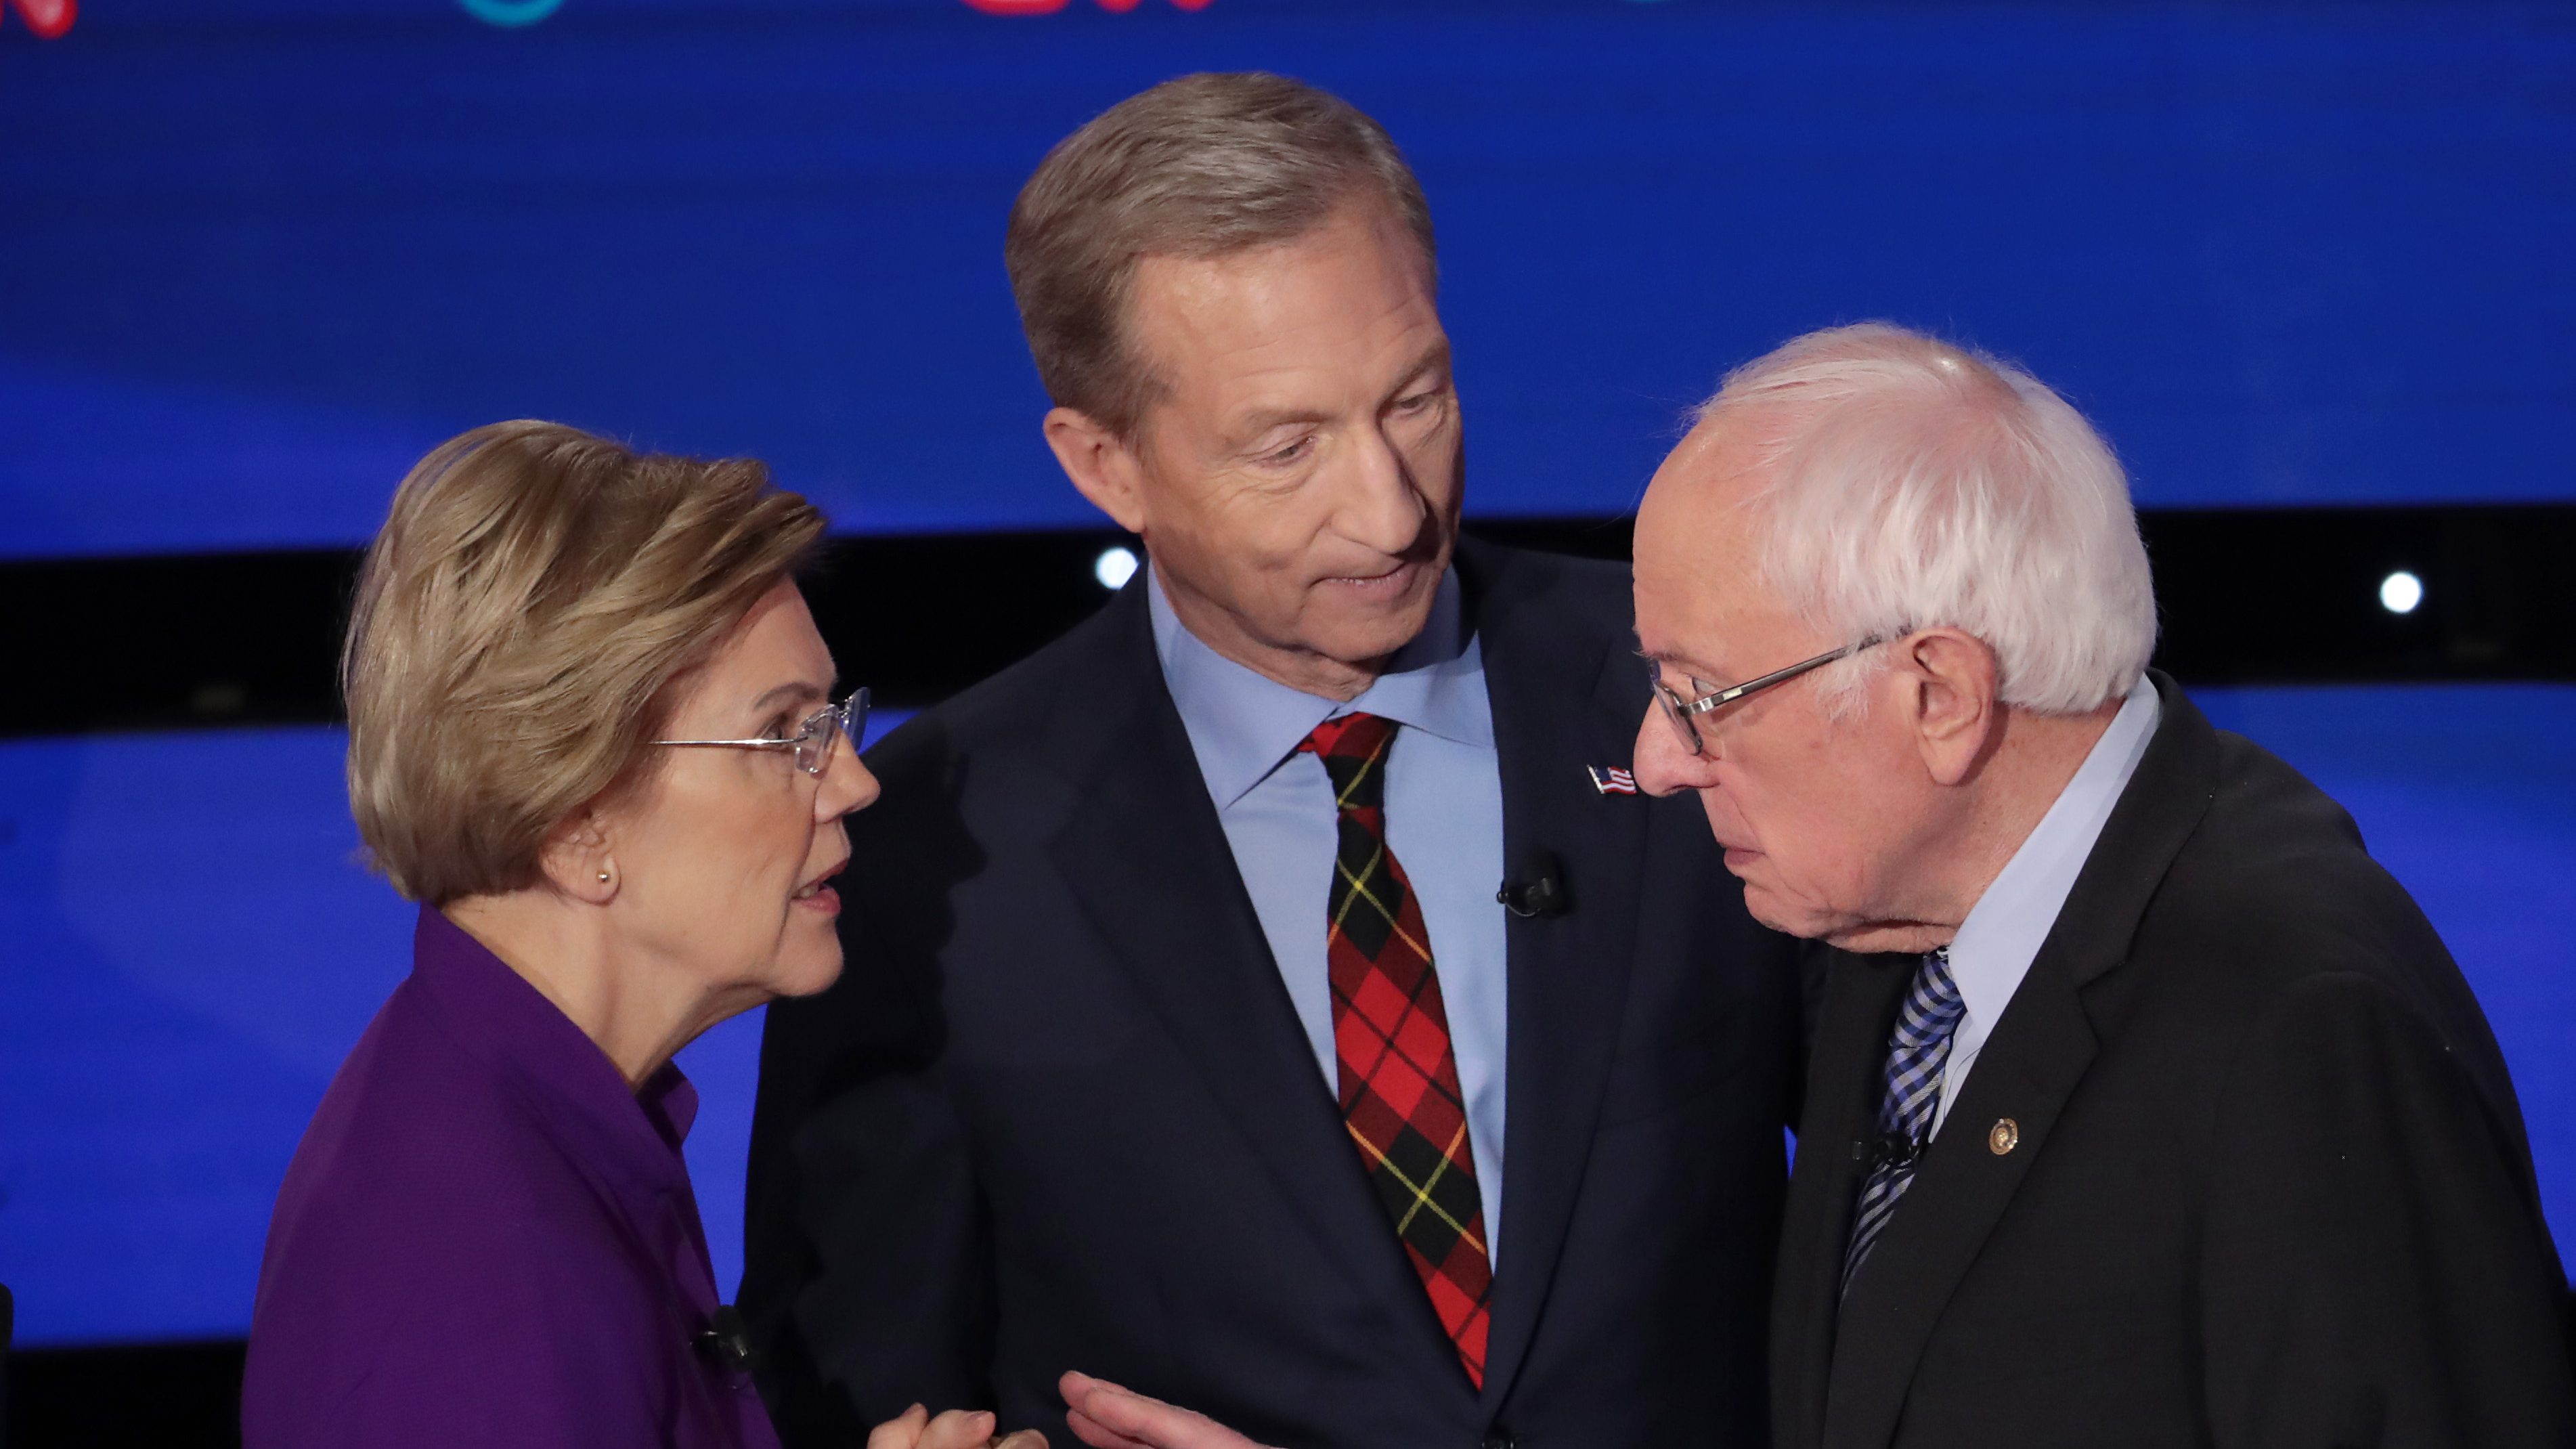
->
xmin=744 ymin=540 xmax=1806 ymax=1448
xmin=1774 ymin=672 xmax=2576 ymax=1449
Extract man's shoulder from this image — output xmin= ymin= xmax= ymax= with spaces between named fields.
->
xmin=2114 ymin=724 xmax=2541 ymax=1182
xmin=1459 ymin=539 xmax=1645 ymax=712
xmin=2164 ymin=729 xmax=2428 ymax=957
xmin=860 ymin=540 xmax=1642 ymax=792
xmin=865 ymin=588 xmax=1145 ymax=781
xmin=2122 ymin=723 xmax=2479 ymax=1060
xmin=1462 ymin=536 xmax=1633 ymax=631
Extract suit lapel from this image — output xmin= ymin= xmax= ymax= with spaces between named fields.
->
xmin=1815 ymin=672 xmax=2223 ymax=1449
xmin=1464 ymin=543 xmax=1652 ymax=1410
xmin=1774 ymin=949 xmax=1913 ymax=1449
xmin=1043 ymin=586 xmax=1421 ymax=1307
xmin=1819 ymin=955 xmax=2099 ymax=1449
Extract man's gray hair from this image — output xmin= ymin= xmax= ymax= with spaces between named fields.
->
xmin=1698 ymin=322 xmax=2158 ymax=716
xmin=1006 ymin=72 xmax=1435 ymax=439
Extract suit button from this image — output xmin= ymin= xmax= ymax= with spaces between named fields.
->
xmin=1481 ymin=1432 xmax=1518 ymax=1449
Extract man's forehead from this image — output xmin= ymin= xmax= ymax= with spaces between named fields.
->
xmin=1649 ymin=415 xmax=1764 ymax=502
xmin=1129 ymin=213 xmax=1440 ymax=391
xmin=1637 ymin=425 xmax=1773 ymax=662
xmin=1642 ymin=429 xmax=1759 ymax=560
xmin=1140 ymin=299 xmax=1441 ymax=396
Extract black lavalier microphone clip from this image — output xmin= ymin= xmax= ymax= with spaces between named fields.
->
xmin=695 ymin=1303 xmax=758 ymax=1375
xmin=1871 ymin=1129 xmax=1923 ymax=1171
xmin=1497 ymin=851 xmax=1571 ymax=919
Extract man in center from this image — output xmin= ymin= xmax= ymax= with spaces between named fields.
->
xmin=741 ymin=74 xmax=1804 ymax=1448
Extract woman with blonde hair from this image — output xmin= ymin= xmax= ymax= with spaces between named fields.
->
xmin=243 ymin=422 xmax=1037 ymax=1449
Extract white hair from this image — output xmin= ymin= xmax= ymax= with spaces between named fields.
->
xmin=1693 ymin=322 xmax=2157 ymax=716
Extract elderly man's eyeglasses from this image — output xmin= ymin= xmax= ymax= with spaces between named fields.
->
xmin=1648 ymin=641 xmax=1881 ymax=756
xmin=653 ymin=687 xmax=871 ymax=777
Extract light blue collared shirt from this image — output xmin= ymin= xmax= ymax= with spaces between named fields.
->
xmin=1148 ymin=567 xmax=1511 ymax=1260
xmin=1931 ymin=674 xmax=2162 ymax=1136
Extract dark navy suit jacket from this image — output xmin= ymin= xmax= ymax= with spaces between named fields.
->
xmin=741 ymin=540 xmax=1805 ymax=1448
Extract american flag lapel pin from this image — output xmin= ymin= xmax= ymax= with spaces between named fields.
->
xmin=1588 ymin=764 xmax=1638 ymax=796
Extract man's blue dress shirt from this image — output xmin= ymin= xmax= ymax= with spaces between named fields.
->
xmin=1149 ymin=566 xmax=1511 ymax=1260
xmin=1933 ymin=672 xmax=2160 ymax=1133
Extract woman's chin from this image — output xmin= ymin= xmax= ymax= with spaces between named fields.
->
xmin=768 ymin=938 xmax=846 ymax=999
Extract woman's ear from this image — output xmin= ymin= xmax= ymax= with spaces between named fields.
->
xmin=540 ymin=810 xmax=619 ymax=905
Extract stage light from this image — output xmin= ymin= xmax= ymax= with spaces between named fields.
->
xmin=2379 ymin=570 xmax=2424 ymax=615
xmin=459 ymin=0 xmax=563 ymax=23
xmin=1095 ymin=546 xmax=1141 ymax=590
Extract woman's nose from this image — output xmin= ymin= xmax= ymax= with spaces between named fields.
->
xmin=816 ymin=747 xmax=881 ymax=821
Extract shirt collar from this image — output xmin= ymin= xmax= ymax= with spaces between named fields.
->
xmin=410 ymin=905 xmax=699 ymax=1180
xmin=1148 ymin=562 xmax=1493 ymax=810
xmin=1944 ymin=674 xmax=2162 ymax=1035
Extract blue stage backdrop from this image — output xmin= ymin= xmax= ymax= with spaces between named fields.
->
xmin=5 ymin=0 xmax=2575 ymax=1354
xmin=4 ymin=691 xmax=2575 ymax=1345
xmin=4 ymin=0 xmax=2575 ymax=559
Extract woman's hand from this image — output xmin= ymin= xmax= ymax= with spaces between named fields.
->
xmin=1058 ymin=1372 xmax=1277 ymax=1449
xmin=867 ymin=1403 xmax=1049 ymax=1449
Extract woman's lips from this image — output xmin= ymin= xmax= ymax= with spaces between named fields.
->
xmin=791 ymin=858 xmax=846 ymax=913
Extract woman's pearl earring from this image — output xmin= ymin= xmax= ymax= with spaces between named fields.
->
xmin=596 ymin=871 xmax=611 ymax=884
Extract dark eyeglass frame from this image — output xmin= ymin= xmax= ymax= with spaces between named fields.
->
xmin=1648 ymin=639 xmax=1882 ymax=756
xmin=653 ymin=687 xmax=871 ymax=777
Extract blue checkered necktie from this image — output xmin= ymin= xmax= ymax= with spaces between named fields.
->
xmin=1842 ymin=946 xmax=1967 ymax=1295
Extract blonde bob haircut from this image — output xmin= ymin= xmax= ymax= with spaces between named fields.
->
xmin=343 ymin=420 xmax=825 ymax=907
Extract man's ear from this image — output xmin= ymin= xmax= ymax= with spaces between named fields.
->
xmin=539 ymin=810 xmax=619 ymax=905
xmin=1043 ymin=407 xmax=1151 ymax=536
xmin=1900 ymin=629 xmax=2001 ymax=787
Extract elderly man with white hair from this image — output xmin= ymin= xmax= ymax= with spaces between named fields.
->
xmin=1044 ymin=322 xmax=2576 ymax=1449
xmin=1630 ymin=322 xmax=2575 ymax=1448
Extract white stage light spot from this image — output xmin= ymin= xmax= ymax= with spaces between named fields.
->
xmin=2379 ymin=570 xmax=2424 ymax=615
xmin=1095 ymin=546 xmax=1141 ymax=591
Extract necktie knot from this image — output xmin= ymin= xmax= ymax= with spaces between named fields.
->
xmin=1893 ymin=946 xmax=1967 ymax=1050
xmin=1300 ymin=711 xmax=1399 ymax=812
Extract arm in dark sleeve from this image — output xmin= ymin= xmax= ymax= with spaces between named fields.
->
xmin=739 ymin=723 xmax=997 ymax=1447
xmin=2200 ymin=971 xmax=2576 ymax=1447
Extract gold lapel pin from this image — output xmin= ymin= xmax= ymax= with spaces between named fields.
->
xmin=1988 ymin=1117 xmax=2020 ymax=1155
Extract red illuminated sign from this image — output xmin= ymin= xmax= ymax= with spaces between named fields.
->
xmin=3 ymin=0 xmax=77 ymax=39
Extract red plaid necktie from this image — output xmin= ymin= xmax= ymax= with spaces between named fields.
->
xmin=1298 ymin=712 xmax=1493 ymax=1387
